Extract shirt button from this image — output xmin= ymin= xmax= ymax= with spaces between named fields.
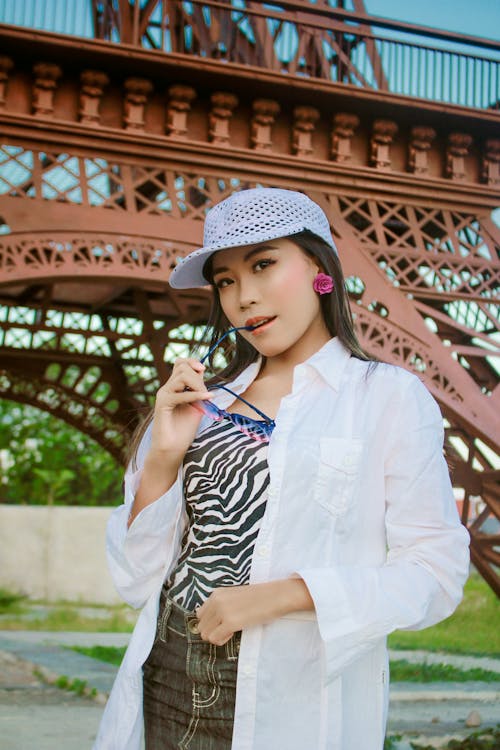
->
xmin=242 ymin=663 xmax=253 ymax=676
xmin=187 ymin=618 xmax=200 ymax=634
xmin=258 ymin=545 xmax=269 ymax=557
xmin=343 ymin=454 xmax=356 ymax=467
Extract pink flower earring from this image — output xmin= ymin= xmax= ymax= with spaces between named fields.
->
xmin=313 ymin=273 xmax=334 ymax=295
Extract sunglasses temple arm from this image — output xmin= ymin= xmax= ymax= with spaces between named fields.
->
xmin=199 ymin=325 xmax=274 ymax=426
xmin=216 ymin=384 xmax=275 ymax=426
xmin=200 ymin=326 xmax=254 ymax=365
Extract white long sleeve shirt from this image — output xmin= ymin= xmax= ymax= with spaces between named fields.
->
xmin=94 ymin=336 xmax=470 ymax=750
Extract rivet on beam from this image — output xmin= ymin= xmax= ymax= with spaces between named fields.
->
xmin=292 ymin=106 xmax=320 ymax=157
xmin=0 ymin=56 xmax=14 ymax=111
xmin=330 ymin=112 xmax=360 ymax=163
xmin=79 ymin=70 xmax=110 ymax=126
xmin=209 ymin=92 xmax=239 ymax=146
xmin=166 ymin=84 xmax=196 ymax=139
xmin=481 ymin=139 xmax=500 ymax=186
xmin=446 ymin=132 xmax=473 ymax=181
xmin=123 ymin=77 xmax=154 ymax=131
xmin=370 ymin=119 xmax=398 ymax=170
xmin=408 ymin=126 xmax=436 ymax=174
xmin=32 ymin=62 xmax=62 ymax=117
xmin=251 ymin=99 xmax=281 ymax=151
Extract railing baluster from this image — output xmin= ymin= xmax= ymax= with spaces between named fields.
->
xmin=451 ymin=52 xmax=454 ymax=104
xmin=423 ymin=45 xmax=427 ymax=100
xmin=1 ymin=0 xmax=499 ymax=111
xmin=465 ymin=54 xmax=469 ymax=107
xmin=480 ymin=55 xmax=484 ymax=108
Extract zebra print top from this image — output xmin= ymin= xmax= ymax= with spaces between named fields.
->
xmin=166 ymin=418 xmax=270 ymax=610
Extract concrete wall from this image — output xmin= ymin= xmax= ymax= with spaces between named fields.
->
xmin=0 ymin=506 xmax=122 ymax=604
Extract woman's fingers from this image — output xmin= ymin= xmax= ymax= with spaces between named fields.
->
xmin=196 ymin=610 xmax=233 ymax=645
xmin=155 ymin=358 xmax=210 ymax=407
xmin=165 ymin=390 xmax=212 ymax=405
xmin=196 ymin=591 xmax=240 ymax=645
xmin=203 ymin=626 xmax=233 ymax=647
xmin=174 ymin=357 xmax=206 ymax=375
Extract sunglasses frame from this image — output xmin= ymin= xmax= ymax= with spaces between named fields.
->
xmin=194 ymin=326 xmax=276 ymax=442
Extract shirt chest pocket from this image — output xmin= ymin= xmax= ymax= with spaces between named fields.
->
xmin=314 ymin=437 xmax=363 ymax=517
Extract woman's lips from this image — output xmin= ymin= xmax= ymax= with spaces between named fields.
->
xmin=249 ymin=317 xmax=277 ymax=335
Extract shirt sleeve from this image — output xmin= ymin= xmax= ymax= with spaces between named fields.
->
xmin=297 ymin=375 xmax=470 ymax=681
xmin=105 ymin=425 xmax=186 ymax=609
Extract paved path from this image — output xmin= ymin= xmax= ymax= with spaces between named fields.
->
xmin=0 ymin=649 xmax=103 ymax=750
xmin=1 ymin=631 xmax=498 ymax=749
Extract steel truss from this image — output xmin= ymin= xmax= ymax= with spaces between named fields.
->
xmin=0 ymin=2 xmax=498 ymax=593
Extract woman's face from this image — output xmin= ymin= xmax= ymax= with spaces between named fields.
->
xmin=211 ymin=238 xmax=331 ymax=363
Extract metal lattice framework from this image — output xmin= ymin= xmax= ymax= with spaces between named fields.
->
xmin=0 ymin=1 xmax=499 ymax=593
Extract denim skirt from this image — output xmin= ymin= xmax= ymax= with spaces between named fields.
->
xmin=143 ymin=591 xmax=241 ymax=750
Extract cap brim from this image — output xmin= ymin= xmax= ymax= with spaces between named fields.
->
xmin=168 ymin=247 xmax=215 ymax=289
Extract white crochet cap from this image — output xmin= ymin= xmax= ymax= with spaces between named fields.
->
xmin=169 ymin=187 xmax=337 ymax=289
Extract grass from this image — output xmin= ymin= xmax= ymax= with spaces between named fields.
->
xmin=410 ymin=726 xmax=500 ymax=749
xmin=387 ymin=573 xmax=500 ymax=656
xmin=69 ymin=647 xmax=500 ymax=685
xmin=389 ymin=659 xmax=499 ymax=683
xmin=0 ymin=595 xmax=136 ymax=632
xmin=69 ymin=644 xmax=126 ymax=666
xmin=54 ymin=675 xmax=96 ymax=697
xmin=34 ymin=667 xmax=98 ymax=699
xmin=384 ymin=735 xmax=403 ymax=749
xmin=0 ymin=587 xmax=28 ymax=615
xmin=0 ymin=609 xmax=135 ymax=632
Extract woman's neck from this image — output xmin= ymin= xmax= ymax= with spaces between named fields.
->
xmin=258 ymin=330 xmax=331 ymax=381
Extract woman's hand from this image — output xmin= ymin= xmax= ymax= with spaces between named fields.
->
xmin=195 ymin=580 xmax=314 ymax=646
xmin=129 ymin=358 xmax=212 ymax=525
xmin=149 ymin=357 xmax=212 ymax=460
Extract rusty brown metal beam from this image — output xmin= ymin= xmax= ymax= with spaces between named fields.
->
xmin=0 ymin=13 xmax=498 ymax=594
xmin=1 ymin=26 xmax=499 ymax=122
xmin=92 ymin=0 xmax=500 ymax=51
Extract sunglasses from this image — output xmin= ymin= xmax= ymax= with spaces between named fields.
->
xmin=192 ymin=326 xmax=276 ymax=443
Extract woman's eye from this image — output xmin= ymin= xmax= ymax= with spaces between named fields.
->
xmin=214 ymin=277 xmax=232 ymax=289
xmin=254 ymin=259 xmax=275 ymax=272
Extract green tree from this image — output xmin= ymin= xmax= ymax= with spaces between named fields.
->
xmin=0 ymin=399 xmax=123 ymax=506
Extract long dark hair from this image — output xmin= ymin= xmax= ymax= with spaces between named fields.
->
xmin=128 ymin=230 xmax=373 ymax=466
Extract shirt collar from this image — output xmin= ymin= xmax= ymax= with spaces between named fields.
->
xmin=293 ymin=337 xmax=352 ymax=392
xmin=220 ymin=336 xmax=351 ymax=401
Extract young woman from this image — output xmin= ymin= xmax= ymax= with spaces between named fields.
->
xmin=94 ymin=188 xmax=469 ymax=750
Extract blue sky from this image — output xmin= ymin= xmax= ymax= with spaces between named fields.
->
xmin=364 ymin=0 xmax=499 ymax=39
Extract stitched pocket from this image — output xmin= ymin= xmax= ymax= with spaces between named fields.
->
xmin=313 ymin=437 xmax=363 ymax=517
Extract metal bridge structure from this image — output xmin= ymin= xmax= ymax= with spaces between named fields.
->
xmin=0 ymin=1 xmax=498 ymax=593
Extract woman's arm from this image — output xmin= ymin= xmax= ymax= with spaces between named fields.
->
xmin=127 ymin=357 xmax=212 ymax=527
xmin=196 ymin=578 xmax=314 ymax=645
xmin=106 ymin=357 xmax=215 ymax=606
xmin=106 ymin=453 xmax=186 ymax=609
xmin=295 ymin=375 xmax=470 ymax=680
xmin=127 ymin=450 xmax=179 ymax=528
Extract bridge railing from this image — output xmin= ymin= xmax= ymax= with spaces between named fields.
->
xmin=1 ymin=0 xmax=499 ymax=110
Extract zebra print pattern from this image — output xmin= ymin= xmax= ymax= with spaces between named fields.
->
xmin=166 ymin=418 xmax=270 ymax=610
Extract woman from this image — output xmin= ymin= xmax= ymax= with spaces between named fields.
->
xmin=94 ymin=188 xmax=469 ymax=750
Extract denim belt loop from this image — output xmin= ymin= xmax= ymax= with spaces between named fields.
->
xmin=158 ymin=597 xmax=173 ymax=642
